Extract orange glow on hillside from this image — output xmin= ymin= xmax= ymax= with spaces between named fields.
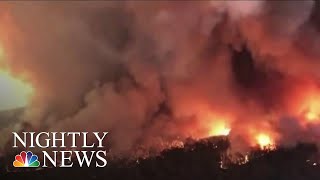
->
xmin=204 ymin=112 xmax=232 ymax=137
xmin=256 ymin=133 xmax=274 ymax=149
xmin=209 ymin=121 xmax=231 ymax=136
xmin=293 ymin=86 xmax=320 ymax=124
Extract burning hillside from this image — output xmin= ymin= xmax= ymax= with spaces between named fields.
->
xmin=0 ymin=1 xmax=319 ymax=158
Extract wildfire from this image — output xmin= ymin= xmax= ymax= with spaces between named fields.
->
xmin=255 ymin=133 xmax=275 ymax=149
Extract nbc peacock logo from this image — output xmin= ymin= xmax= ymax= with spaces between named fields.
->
xmin=13 ymin=151 xmax=40 ymax=167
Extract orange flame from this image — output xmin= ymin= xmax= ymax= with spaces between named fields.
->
xmin=294 ymin=86 xmax=320 ymax=124
xmin=303 ymin=99 xmax=320 ymax=123
xmin=255 ymin=133 xmax=275 ymax=149
xmin=209 ymin=121 xmax=231 ymax=136
xmin=204 ymin=112 xmax=232 ymax=137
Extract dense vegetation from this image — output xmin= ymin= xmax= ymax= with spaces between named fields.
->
xmin=1 ymin=137 xmax=319 ymax=180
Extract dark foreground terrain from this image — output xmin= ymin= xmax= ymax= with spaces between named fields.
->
xmin=0 ymin=137 xmax=319 ymax=180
